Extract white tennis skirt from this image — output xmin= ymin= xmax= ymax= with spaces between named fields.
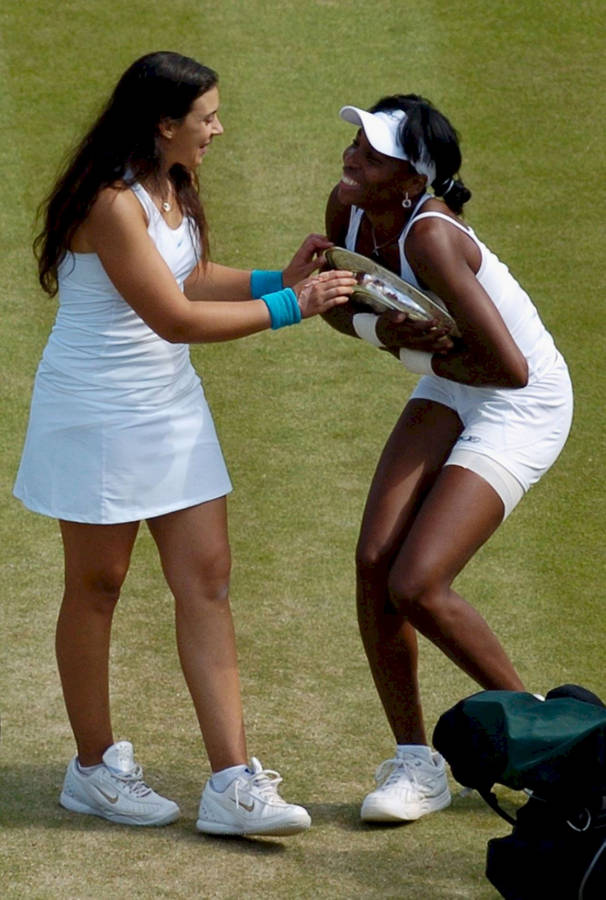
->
xmin=13 ymin=368 xmax=232 ymax=524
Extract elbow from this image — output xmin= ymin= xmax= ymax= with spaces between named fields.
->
xmin=153 ymin=314 xmax=197 ymax=344
xmin=512 ymin=371 xmax=529 ymax=389
xmin=507 ymin=358 xmax=529 ymax=389
xmin=497 ymin=364 xmax=528 ymax=389
xmin=153 ymin=323 xmax=185 ymax=343
xmin=482 ymin=350 xmax=529 ymax=388
xmin=162 ymin=319 xmax=217 ymax=344
xmin=473 ymin=360 xmax=529 ymax=389
xmin=164 ymin=324 xmax=191 ymax=344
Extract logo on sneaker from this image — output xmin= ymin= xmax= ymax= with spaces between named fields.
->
xmin=234 ymin=797 xmax=255 ymax=813
xmin=95 ymin=786 xmax=120 ymax=805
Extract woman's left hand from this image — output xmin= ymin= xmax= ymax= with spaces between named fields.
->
xmin=295 ymin=269 xmax=356 ymax=318
xmin=282 ymin=234 xmax=334 ymax=287
xmin=376 ymin=310 xmax=454 ymax=353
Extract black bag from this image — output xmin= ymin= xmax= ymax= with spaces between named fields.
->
xmin=433 ymin=685 xmax=606 ymax=899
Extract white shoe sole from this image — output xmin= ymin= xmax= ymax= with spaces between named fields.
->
xmin=60 ymin=790 xmax=180 ymax=826
xmin=361 ymin=786 xmax=451 ymax=822
xmin=196 ymin=814 xmax=311 ymax=836
xmin=196 ymin=803 xmax=311 ymax=836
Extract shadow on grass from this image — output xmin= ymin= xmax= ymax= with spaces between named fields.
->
xmin=0 ymin=764 xmax=309 ymax=854
xmin=306 ymin=789 xmax=511 ymax=832
xmin=0 ymin=762 xmax=512 ymax=835
xmin=0 ymin=765 xmax=510 ymax=895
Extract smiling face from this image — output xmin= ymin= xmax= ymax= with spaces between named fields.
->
xmin=338 ymin=129 xmax=424 ymax=210
xmin=160 ymin=86 xmax=223 ymax=170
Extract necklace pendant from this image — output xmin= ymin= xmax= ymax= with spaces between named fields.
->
xmin=369 ymin=224 xmax=400 ymax=259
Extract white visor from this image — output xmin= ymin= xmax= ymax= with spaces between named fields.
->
xmin=339 ymin=105 xmax=407 ymax=160
xmin=339 ymin=104 xmax=436 ymax=184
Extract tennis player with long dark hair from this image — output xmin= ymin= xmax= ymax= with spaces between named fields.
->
xmin=323 ymin=94 xmax=573 ymax=824
xmin=14 ymin=51 xmax=354 ymax=835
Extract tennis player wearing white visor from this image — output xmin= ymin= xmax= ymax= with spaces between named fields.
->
xmin=322 ymin=93 xmax=573 ymax=824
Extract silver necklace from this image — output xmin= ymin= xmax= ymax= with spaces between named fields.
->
xmin=160 ymin=181 xmax=174 ymax=213
xmin=369 ymin=200 xmax=419 ymax=258
xmin=370 ymin=225 xmax=401 ymax=258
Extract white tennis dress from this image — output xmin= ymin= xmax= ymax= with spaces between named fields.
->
xmin=13 ymin=183 xmax=232 ymax=523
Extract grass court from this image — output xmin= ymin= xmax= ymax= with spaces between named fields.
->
xmin=1 ymin=1 xmax=605 ymax=896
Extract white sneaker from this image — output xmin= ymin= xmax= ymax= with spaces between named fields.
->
xmin=361 ymin=747 xmax=451 ymax=822
xmin=196 ymin=757 xmax=311 ymax=836
xmin=59 ymin=740 xmax=180 ymax=826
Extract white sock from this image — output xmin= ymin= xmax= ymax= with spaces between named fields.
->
xmin=76 ymin=760 xmax=103 ymax=775
xmin=210 ymin=764 xmax=248 ymax=792
xmin=396 ymin=744 xmax=433 ymax=762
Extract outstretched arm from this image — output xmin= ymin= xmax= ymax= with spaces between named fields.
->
xmin=184 ymin=233 xmax=336 ymax=302
xmin=82 ymin=188 xmax=355 ymax=343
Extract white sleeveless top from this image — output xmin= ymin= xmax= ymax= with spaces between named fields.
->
xmin=41 ymin=182 xmax=201 ymax=405
xmin=345 ymin=197 xmax=560 ymax=383
xmin=14 ymin=182 xmax=232 ymax=523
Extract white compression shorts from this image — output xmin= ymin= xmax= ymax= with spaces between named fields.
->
xmin=444 ymin=448 xmax=524 ymax=519
xmin=410 ymin=354 xmax=573 ymax=519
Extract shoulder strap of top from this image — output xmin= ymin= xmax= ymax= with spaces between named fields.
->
xmin=345 ymin=206 xmax=364 ymax=251
xmin=398 ymin=202 xmax=482 ymax=286
xmin=399 ymin=193 xmax=433 ymax=244
xmin=409 ymin=210 xmax=477 ymax=240
xmin=129 ymin=181 xmax=156 ymax=224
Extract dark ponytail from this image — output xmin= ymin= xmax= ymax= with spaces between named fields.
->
xmin=370 ymin=94 xmax=471 ymax=214
xmin=431 ymin=174 xmax=471 ymax=215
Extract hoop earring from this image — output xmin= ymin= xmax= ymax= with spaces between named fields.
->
xmin=402 ymin=192 xmax=412 ymax=209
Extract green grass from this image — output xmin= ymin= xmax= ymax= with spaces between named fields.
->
xmin=1 ymin=0 xmax=605 ymax=897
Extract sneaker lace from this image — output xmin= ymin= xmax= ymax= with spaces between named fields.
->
xmin=234 ymin=766 xmax=284 ymax=807
xmin=375 ymin=756 xmax=426 ymax=789
xmin=109 ymin=763 xmax=152 ymax=798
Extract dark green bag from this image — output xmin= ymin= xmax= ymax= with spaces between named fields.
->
xmin=433 ymin=686 xmax=606 ymax=899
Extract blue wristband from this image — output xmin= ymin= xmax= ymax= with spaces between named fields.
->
xmin=261 ymin=288 xmax=302 ymax=329
xmin=250 ymin=269 xmax=283 ymax=299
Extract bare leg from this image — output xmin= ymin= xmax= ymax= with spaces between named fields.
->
xmin=388 ymin=464 xmax=525 ymax=690
xmin=57 ymin=520 xmax=140 ymax=766
xmin=147 ymin=498 xmax=246 ymax=773
xmin=357 ymin=399 xmax=523 ymax=746
xmin=357 ymin=400 xmax=463 ymax=744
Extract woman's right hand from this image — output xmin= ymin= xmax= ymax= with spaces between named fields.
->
xmin=294 ymin=270 xmax=356 ymax=319
xmin=376 ymin=310 xmax=454 ymax=353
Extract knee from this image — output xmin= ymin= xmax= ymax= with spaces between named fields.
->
xmin=198 ymin=543 xmax=231 ymax=598
xmin=355 ymin=537 xmax=391 ymax=587
xmin=171 ymin=545 xmax=232 ymax=607
xmin=65 ymin=563 xmax=128 ymax=611
xmin=387 ymin=565 xmax=443 ymax=622
xmin=203 ymin=567 xmax=231 ymax=605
